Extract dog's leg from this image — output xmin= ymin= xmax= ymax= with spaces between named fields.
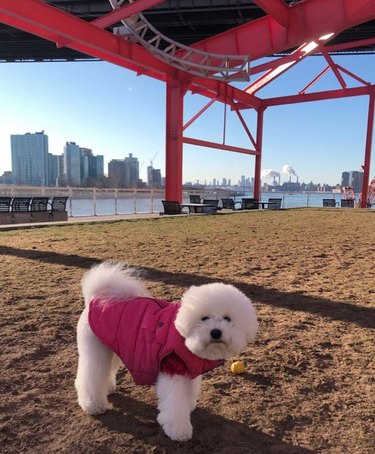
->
xmin=75 ymin=311 xmax=113 ymax=415
xmin=189 ymin=375 xmax=202 ymax=412
xmin=156 ymin=373 xmax=194 ymax=441
xmin=108 ymin=354 xmax=122 ymax=395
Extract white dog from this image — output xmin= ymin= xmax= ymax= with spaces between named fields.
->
xmin=75 ymin=261 xmax=258 ymax=441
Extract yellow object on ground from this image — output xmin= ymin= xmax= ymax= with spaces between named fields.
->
xmin=230 ymin=361 xmax=245 ymax=374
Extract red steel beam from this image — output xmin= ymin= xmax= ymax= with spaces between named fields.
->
xmin=325 ymin=37 xmax=375 ymax=53
xmin=191 ymin=0 xmax=375 ymax=61
xmin=252 ymin=0 xmax=290 ymax=27
xmin=0 ymin=0 xmax=172 ymax=80
xmin=91 ymin=0 xmax=165 ymax=29
xmin=245 ymin=41 xmax=319 ymax=95
xmin=262 ymin=85 xmax=372 ymax=108
xmin=320 ymin=46 xmax=347 ymax=89
xmin=254 ymin=108 xmax=265 ymax=201
xmin=183 ymin=137 xmax=257 ymax=155
xmin=165 ymin=78 xmax=184 ymax=202
xmin=250 ymin=37 xmax=375 ymax=78
xmin=361 ymin=89 xmax=375 ymax=207
xmin=0 ymin=0 xmax=261 ymax=112
xmin=183 ymin=99 xmax=216 ymax=131
xmin=299 ymin=66 xmax=331 ymax=94
xmin=190 ymin=77 xmax=262 ymax=110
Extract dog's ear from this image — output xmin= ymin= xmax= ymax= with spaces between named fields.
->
xmin=174 ymin=287 xmax=200 ymax=338
xmin=243 ymin=302 xmax=258 ymax=343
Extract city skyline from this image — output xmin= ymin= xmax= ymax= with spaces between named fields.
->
xmin=5 ymin=129 xmax=364 ymax=192
xmin=0 ymin=56 xmax=374 ymax=186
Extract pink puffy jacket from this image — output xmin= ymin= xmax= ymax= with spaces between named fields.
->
xmin=88 ymin=296 xmax=224 ymax=385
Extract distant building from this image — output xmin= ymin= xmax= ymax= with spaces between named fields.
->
xmin=11 ymin=131 xmax=49 ymax=186
xmin=147 ymin=165 xmax=162 ymax=187
xmin=0 ymin=171 xmax=13 ymax=185
xmin=96 ymin=155 xmax=104 ymax=179
xmin=108 ymin=159 xmax=126 ymax=187
xmin=124 ymin=153 xmax=139 ymax=187
xmin=80 ymin=148 xmax=104 ymax=185
xmin=349 ymin=171 xmax=363 ymax=194
xmin=48 ymin=153 xmax=60 ymax=186
xmin=341 ymin=170 xmax=363 ymax=194
xmin=64 ymin=142 xmax=81 ymax=186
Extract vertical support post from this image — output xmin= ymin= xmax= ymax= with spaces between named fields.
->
xmin=165 ymin=76 xmax=185 ymax=203
xmin=114 ymin=188 xmax=118 ymax=215
xmin=68 ymin=186 xmax=73 ymax=217
xmin=93 ymin=187 xmax=97 ymax=216
xmin=254 ymin=107 xmax=265 ymax=201
xmin=361 ymin=90 xmax=374 ymax=208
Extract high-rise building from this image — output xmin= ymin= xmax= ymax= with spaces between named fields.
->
xmin=341 ymin=170 xmax=363 ymax=193
xmin=48 ymin=153 xmax=60 ymax=186
xmin=349 ymin=171 xmax=364 ymax=193
xmin=341 ymin=171 xmax=350 ymax=187
xmin=64 ymin=142 xmax=81 ymax=186
xmin=147 ymin=166 xmax=162 ymax=187
xmin=11 ymin=131 xmax=49 ymax=186
xmin=79 ymin=148 xmax=104 ymax=185
xmin=108 ymin=159 xmax=126 ymax=187
xmin=124 ymin=153 xmax=139 ymax=187
xmin=96 ymin=155 xmax=104 ymax=179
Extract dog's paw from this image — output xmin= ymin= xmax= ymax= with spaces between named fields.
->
xmin=79 ymin=399 xmax=109 ymax=415
xmin=107 ymin=379 xmax=117 ymax=395
xmin=157 ymin=414 xmax=193 ymax=442
xmin=189 ymin=398 xmax=197 ymax=413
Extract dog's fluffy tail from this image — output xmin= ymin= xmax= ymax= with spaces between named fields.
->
xmin=81 ymin=260 xmax=150 ymax=306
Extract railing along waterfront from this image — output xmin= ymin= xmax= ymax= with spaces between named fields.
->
xmin=0 ymin=185 xmax=364 ymax=216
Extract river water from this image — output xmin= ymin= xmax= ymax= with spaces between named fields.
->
xmin=68 ymin=191 xmax=361 ymax=217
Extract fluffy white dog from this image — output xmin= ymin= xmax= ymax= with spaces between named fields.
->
xmin=75 ymin=261 xmax=258 ymax=442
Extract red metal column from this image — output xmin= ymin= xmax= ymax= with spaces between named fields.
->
xmin=361 ymin=90 xmax=375 ymax=207
xmin=254 ymin=107 xmax=265 ymax=201
xmin=165 ymin=77 xmax=185 ymax=203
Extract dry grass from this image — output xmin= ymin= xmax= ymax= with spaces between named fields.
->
xmin=1 ymin=208 xmax=374 ymax=453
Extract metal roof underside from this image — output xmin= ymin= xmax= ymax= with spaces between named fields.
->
xmin=0 ymin=0 xmax=374 ymax=63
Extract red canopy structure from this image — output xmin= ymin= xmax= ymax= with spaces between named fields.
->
xmin=0 ymin=0 xmax=374 ymax=206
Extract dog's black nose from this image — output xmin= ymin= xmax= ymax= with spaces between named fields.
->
xmin=210 ymin=329 xmax=222 ymax=340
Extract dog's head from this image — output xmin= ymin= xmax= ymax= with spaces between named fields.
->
xmin=174 ymin=283 xmax=258 ymax=360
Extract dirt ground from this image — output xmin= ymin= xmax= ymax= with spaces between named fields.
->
xmin=0 ymin=208 xmax=374 ymax=453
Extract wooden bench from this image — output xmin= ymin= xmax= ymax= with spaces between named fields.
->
xmin=322 ymin=199 xmax=337 ymax=207
xmin=11 ymin=197 xmax=32 ymax=223
xmin=241 ymin=198 xmax=259 ymax=210
xmin=0 ymin=196 xmax=69 ymax=224
xmin=49 ymin=196 xmax=69 ymax=221
xmin=30 ymin=197 xmax=50 ymax=222
xmin=221 ymin=198 xmax=243 ymax=210
xmin=341 ymin=199 xmax=355 ymax=208
xmin=202 ymin=199 xmax=220 ymax=213
xmin=161 ymin=200 xmax=187 ymax=215
xmin=0 ymin=197 xmax=12 ymax=224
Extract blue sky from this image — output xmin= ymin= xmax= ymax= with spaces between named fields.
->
xmin=0 ymin=54 xmax=374 ymax=186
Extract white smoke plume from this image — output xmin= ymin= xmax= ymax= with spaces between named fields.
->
xmin=262 ymin=169 xmax=280 ymax=179
xmin=282 ymin=164 xmax=297 ymax=177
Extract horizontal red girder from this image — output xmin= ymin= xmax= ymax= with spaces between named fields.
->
xmin=0 ymin=0 xmax=171 ymax=80
xmin=183 ymin=137 xmax=257 ymax=155
xmin=252 ymin=0 xmax=289 ymax=27
xmin=262 ymin=85 xmax=373 ymax=108
xmin=192 ymin=0 xmax=375 ymax=61
xmin=0 ymin=0 xmax=261 ymax=111
xmin=190 ymin=77 xmax=262 ymax=110
xmin=92 ymin=0 xmax=165 ymax=29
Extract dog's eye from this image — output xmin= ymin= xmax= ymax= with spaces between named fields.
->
xmin=201 ymin=316 xmax=209 ymax=321
xmin=223 ymin=316 xmax=231 ymax=322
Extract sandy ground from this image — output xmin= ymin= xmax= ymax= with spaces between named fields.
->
xmin=0 ymin=208 xmax=374 ymax=453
